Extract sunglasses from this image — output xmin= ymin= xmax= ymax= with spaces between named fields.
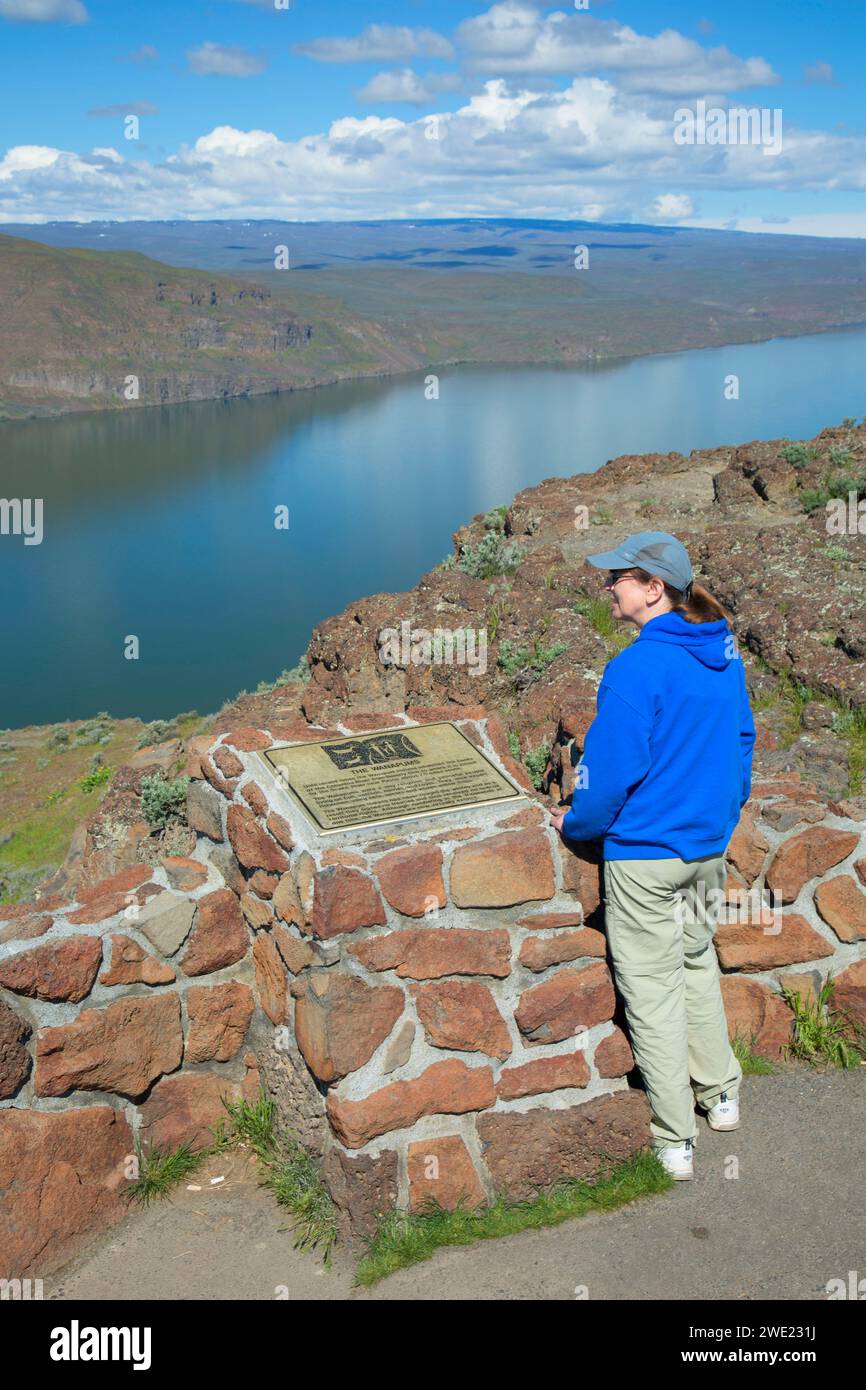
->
xmin=603 ymin=569 xmax=637 ymax=589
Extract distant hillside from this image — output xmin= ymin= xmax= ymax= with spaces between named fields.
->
xmin=0 ymin=235 xmax=424 ymax=418
xmin=3 ymin=220 xmax=866 ymax=417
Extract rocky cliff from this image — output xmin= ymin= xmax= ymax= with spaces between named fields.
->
xmin=0 ymin=234 xmax=424 ymax=418
xmin=226 ymin=420 xmax=866 ymax=801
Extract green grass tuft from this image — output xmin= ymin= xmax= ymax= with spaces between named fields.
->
xmin=79 ymin=763 xmax=113 ymax=793
xmin=731 ymin=1032 xmax=777 ymax=1075
xmin=127 ymin=1138 xmax=206 ymax=1206
xmin=831 ymin=704 xmax=866 ymax=797
xmin=798 ymin=468 xmax=866 ymax=514
xmin=255 ymin=656 xmax=311 ymax=693
xmin=781 ymin=979 xmax=866 ymax=1069
xmin=220 ymin=1093 xmax=339 ymax=1265
xmin=573 ymin=596 xmax=633 ymax=652
xmin=355 ymin=1148 xmax=672 ymax=1287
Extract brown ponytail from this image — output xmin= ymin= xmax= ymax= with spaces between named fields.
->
xmin=629 ymin=569 xmax=731 ymax=625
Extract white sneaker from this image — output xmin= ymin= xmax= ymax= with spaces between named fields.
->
xmin=707 ymin=1091 xmax=740 ymax=1131
xmin=658 ymin=1137 xmax=694 ymax=1180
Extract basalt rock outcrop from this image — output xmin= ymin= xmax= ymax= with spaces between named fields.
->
xmin=217 ymin=423 xmax=866 ymax=804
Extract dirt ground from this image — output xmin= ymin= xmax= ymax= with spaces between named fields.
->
xmin=46 ymin=1064 xmax=866 ymax=1302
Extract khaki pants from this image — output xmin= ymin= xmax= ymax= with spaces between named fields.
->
xmin=603 ymin=853 xmax=742 ymax=1152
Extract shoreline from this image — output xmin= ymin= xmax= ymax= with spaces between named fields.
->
xmin=4 ymin=314 xmax=866 ymax=427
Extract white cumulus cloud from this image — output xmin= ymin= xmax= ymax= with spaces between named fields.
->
xmin=0 ymin=144 xmax=62 ymax=179
xmin=653 ymin=193 xmax=695 ymax=221
xmin=456 ymin=3 xmax=778 ymax=95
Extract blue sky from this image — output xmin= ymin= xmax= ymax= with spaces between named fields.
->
xmin=1 ymin=0 xmax=864 ymax=233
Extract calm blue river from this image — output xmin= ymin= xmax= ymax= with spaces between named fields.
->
xmin=2 ymin=325 xmax=865 ymax=727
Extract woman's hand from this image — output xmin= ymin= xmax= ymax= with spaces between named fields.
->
xmin=548 ymin=805 xmax=567 ymax=834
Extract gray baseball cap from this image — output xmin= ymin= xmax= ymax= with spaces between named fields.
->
xmin=586 ymin=531 xmax=693 ymax=592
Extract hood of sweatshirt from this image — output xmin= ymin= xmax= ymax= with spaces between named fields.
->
xmin=637 ymin=611 xmax=732 ymax=670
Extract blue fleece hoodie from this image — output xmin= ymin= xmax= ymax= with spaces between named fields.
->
xmin=561 ymin=612 xmax=756 ymax=860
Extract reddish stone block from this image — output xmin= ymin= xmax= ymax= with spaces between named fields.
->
xmin=765 ymin=828 xmax=859 ymax=903
xmin=410 ymin=979 xmax=512 ymax=1060
xmin=497 ymin=1051 xmax=590 ymax=1100
xmin=292 ymin=972 xmax=404 ymax=1082
xmin=830 ymin=959 xmax=866 ymax=1039
xmin=326 ymin=1058 xmax=495 ymax=1148
xmin=162 ymin=856 xmax=208 ymax=892
xmin=323 ymin=1146 xmax=399 ymax=1241
xmin=186 ymin=982 xmax=255 ymax=1062
xmin=249 ymin=869 xmax=279 ymax=899
xmin=271 ymin=923 xmax=315 ymax=974
xmin=310 ymin=866 xmax=387 ymax=939
xmin=720 ymin=977 xmax=794 ymax=1060
xmin=185 ymin=733 xmax=217 ymax=779
xmin=139 ymin=1072 xmax=241 ymax=1152
xmin=224 ymin=727 xmax=273 ymax=751
xmin=0 ymin=1106 xmax=133 ymax=1277
xmin=321 ymin=849 xmax=367 ymax=869
xmin=350 ymin=926 xmax=511 ymax=979
xmin=226 ymin=804 xmax=290 ymax=875
xmin=0 ymin=997 xmax=31 ymax=1098
xmin=242 ymin=781 xmax=269 ymax=817
xmin=374 ymin=843 xmax=446 ymax=917
xmin=450 ymin=829 xmax=555 ymax=908
xmin=241 ymin=893 xmax=273 ymax=931
xmin=180 ymin=889 xmax=249 ymax=976
xmin=100 ymin=935 xmax=176 ymax=987
xmin=726 ymin=810 xmax=770 ymax=885
xmin=273 ymin=871 xmax=304 ymax=927
xmin=714 ymin=913 xmax=834 ymax=971
xmin=476 ymin=1091 xmax=650 ymax=1200
xmin=202 ymin=759 xmax=238 ymax=799
xmin=556 ymin=841 xmax=602 ymax=917
xmin=814 ymin=875 xmax=866 ymax=942
xmin=36 ymin=993 xmax=183 ymax=1099
xmin=518 ymin=928 xmax=606 ymax=972
xmin=213 ymin=745 xmax=244 ymax=779
xmin=265 ymin=812 xmax=294 ymax=852
xmin=407 ymin=1135 xmax=486 ymax=1212
xmin=515 ymin=962 xmax=615 ymax=1046
xmin=252 ymin=932 xmax=289 ymax=1025
xmin=594 ymin=1026 xmax=635 ymax=1078
xmin=0 ymin=935 xmax=102 ymax=1002
xmin=0 ymin=914 xmax=53 ymax=944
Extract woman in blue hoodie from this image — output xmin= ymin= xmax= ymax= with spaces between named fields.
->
xmin=549 ymin=532 xmax=756 ymax=1181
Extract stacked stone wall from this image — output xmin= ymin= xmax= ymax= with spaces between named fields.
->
xmin=2 ymin=711 xmax=865 ymax=1274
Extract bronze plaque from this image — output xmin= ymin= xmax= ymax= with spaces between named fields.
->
xmin=259 ymin=721 xmax=524 ymax=835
